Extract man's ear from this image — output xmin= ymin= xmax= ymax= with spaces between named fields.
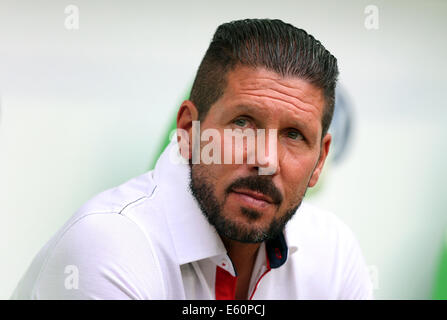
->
xmin=308 ymin=133 xmax=332 ymax=188
xmin=176 ymin=100 xmax=199 ymax=160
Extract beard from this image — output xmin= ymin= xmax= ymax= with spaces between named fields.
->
xmin=188 ymin=162 xmax=305 ymax=243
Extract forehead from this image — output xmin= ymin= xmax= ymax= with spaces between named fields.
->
xmin=216 ymin=65 xmax=325 ymax=127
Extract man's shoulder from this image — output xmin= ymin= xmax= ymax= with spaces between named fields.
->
xmin=14 ymin=211 xmax=168 ymax=299
xmin=284 ymin=202 xmax=373 ymax=299
xmin=53 ymin=170 xmax=166 ymax=247
xmin=76 ymin=171 xmax=157 ymax=216
xmin=65 ymin=170 xmax=168 ymax=233
xmin=286 ymin=201 xmax=359 ymax=249
xmin=12 ymin=172 xmax=174 ymax=299
xmin=289 ymin=201 xmax=352 ymax=230
xmin=58 ymin=170 xmax=173 ymax=264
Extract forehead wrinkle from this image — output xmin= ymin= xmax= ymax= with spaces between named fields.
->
xmin=237 ymin=91 xmax=321 ymax=121
xmin=235 ymin=76 xmax=323 ymax=107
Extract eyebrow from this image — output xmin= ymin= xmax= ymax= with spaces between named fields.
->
xmin=232 ymin=104 xmax=257 ymax=112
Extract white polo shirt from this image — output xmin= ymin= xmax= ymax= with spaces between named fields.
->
xmin=11 ymin=140 xmax=373 ymax=300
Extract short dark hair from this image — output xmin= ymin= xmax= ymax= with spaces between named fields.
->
xmin=189 ymin=18 xmax=339 ymax=137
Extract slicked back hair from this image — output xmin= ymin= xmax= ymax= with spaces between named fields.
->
xmin=189 ymin=18 xmax=339 ymax=138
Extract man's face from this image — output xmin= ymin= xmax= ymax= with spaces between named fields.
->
xmin=183 ymin=65 xmax=331 ymax=243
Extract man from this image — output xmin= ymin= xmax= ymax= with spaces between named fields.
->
xmin=12 ymin=19 xmax=373 ymax=299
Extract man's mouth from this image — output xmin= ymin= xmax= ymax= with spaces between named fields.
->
xmin=231 ymin=188 xmax=274 ymax=205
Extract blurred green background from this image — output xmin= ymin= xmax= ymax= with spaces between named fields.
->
xmin=1 ymin=0 xmax=446 ymax=299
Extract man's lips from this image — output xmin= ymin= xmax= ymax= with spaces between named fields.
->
xmin=231 ymin=188 xmax=274 ymax=204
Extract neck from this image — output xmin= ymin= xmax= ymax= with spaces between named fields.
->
xmin=220 ymin=236 xmax=263 ymax=300
xmin=220 ymin=236 xmax=261 ymax=274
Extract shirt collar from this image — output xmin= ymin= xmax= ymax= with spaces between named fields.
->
xmin=153 ymin=139 xmax=298 ymax=267
xmin=153 ymin=139 xmax=227 ymax=265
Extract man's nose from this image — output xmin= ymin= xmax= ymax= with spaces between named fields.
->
xmin=247 ymin=129 xmax=279 ymax=176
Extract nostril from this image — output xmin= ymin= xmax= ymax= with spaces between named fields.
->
xmin=258 ymin=165 xmax=278 ymax=176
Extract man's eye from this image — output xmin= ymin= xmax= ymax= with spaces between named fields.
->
xmin=233 ymin=118 xmax=248 ymax=127
xmin=286 ymin=129 xmax=303 ymax=140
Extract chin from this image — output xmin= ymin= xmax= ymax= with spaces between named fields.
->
xmin=216 ymin=209 xmax=275 ymax=243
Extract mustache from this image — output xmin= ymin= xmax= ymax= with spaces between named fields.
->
xmin=226 ymin=175 xmax=283 ymax=205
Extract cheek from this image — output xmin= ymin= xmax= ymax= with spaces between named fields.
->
xmin=198 ymin=161 xmax=233 ymax=198
xmin=280 ymin=155 xmax=317 ymax=200
xmin=283 ymin=175 xmax=307 ymax=200
xmin=199 ymin=128 xmax=237 ymax=165
xmin=281 ymin=151 xmax=316 ymax=179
